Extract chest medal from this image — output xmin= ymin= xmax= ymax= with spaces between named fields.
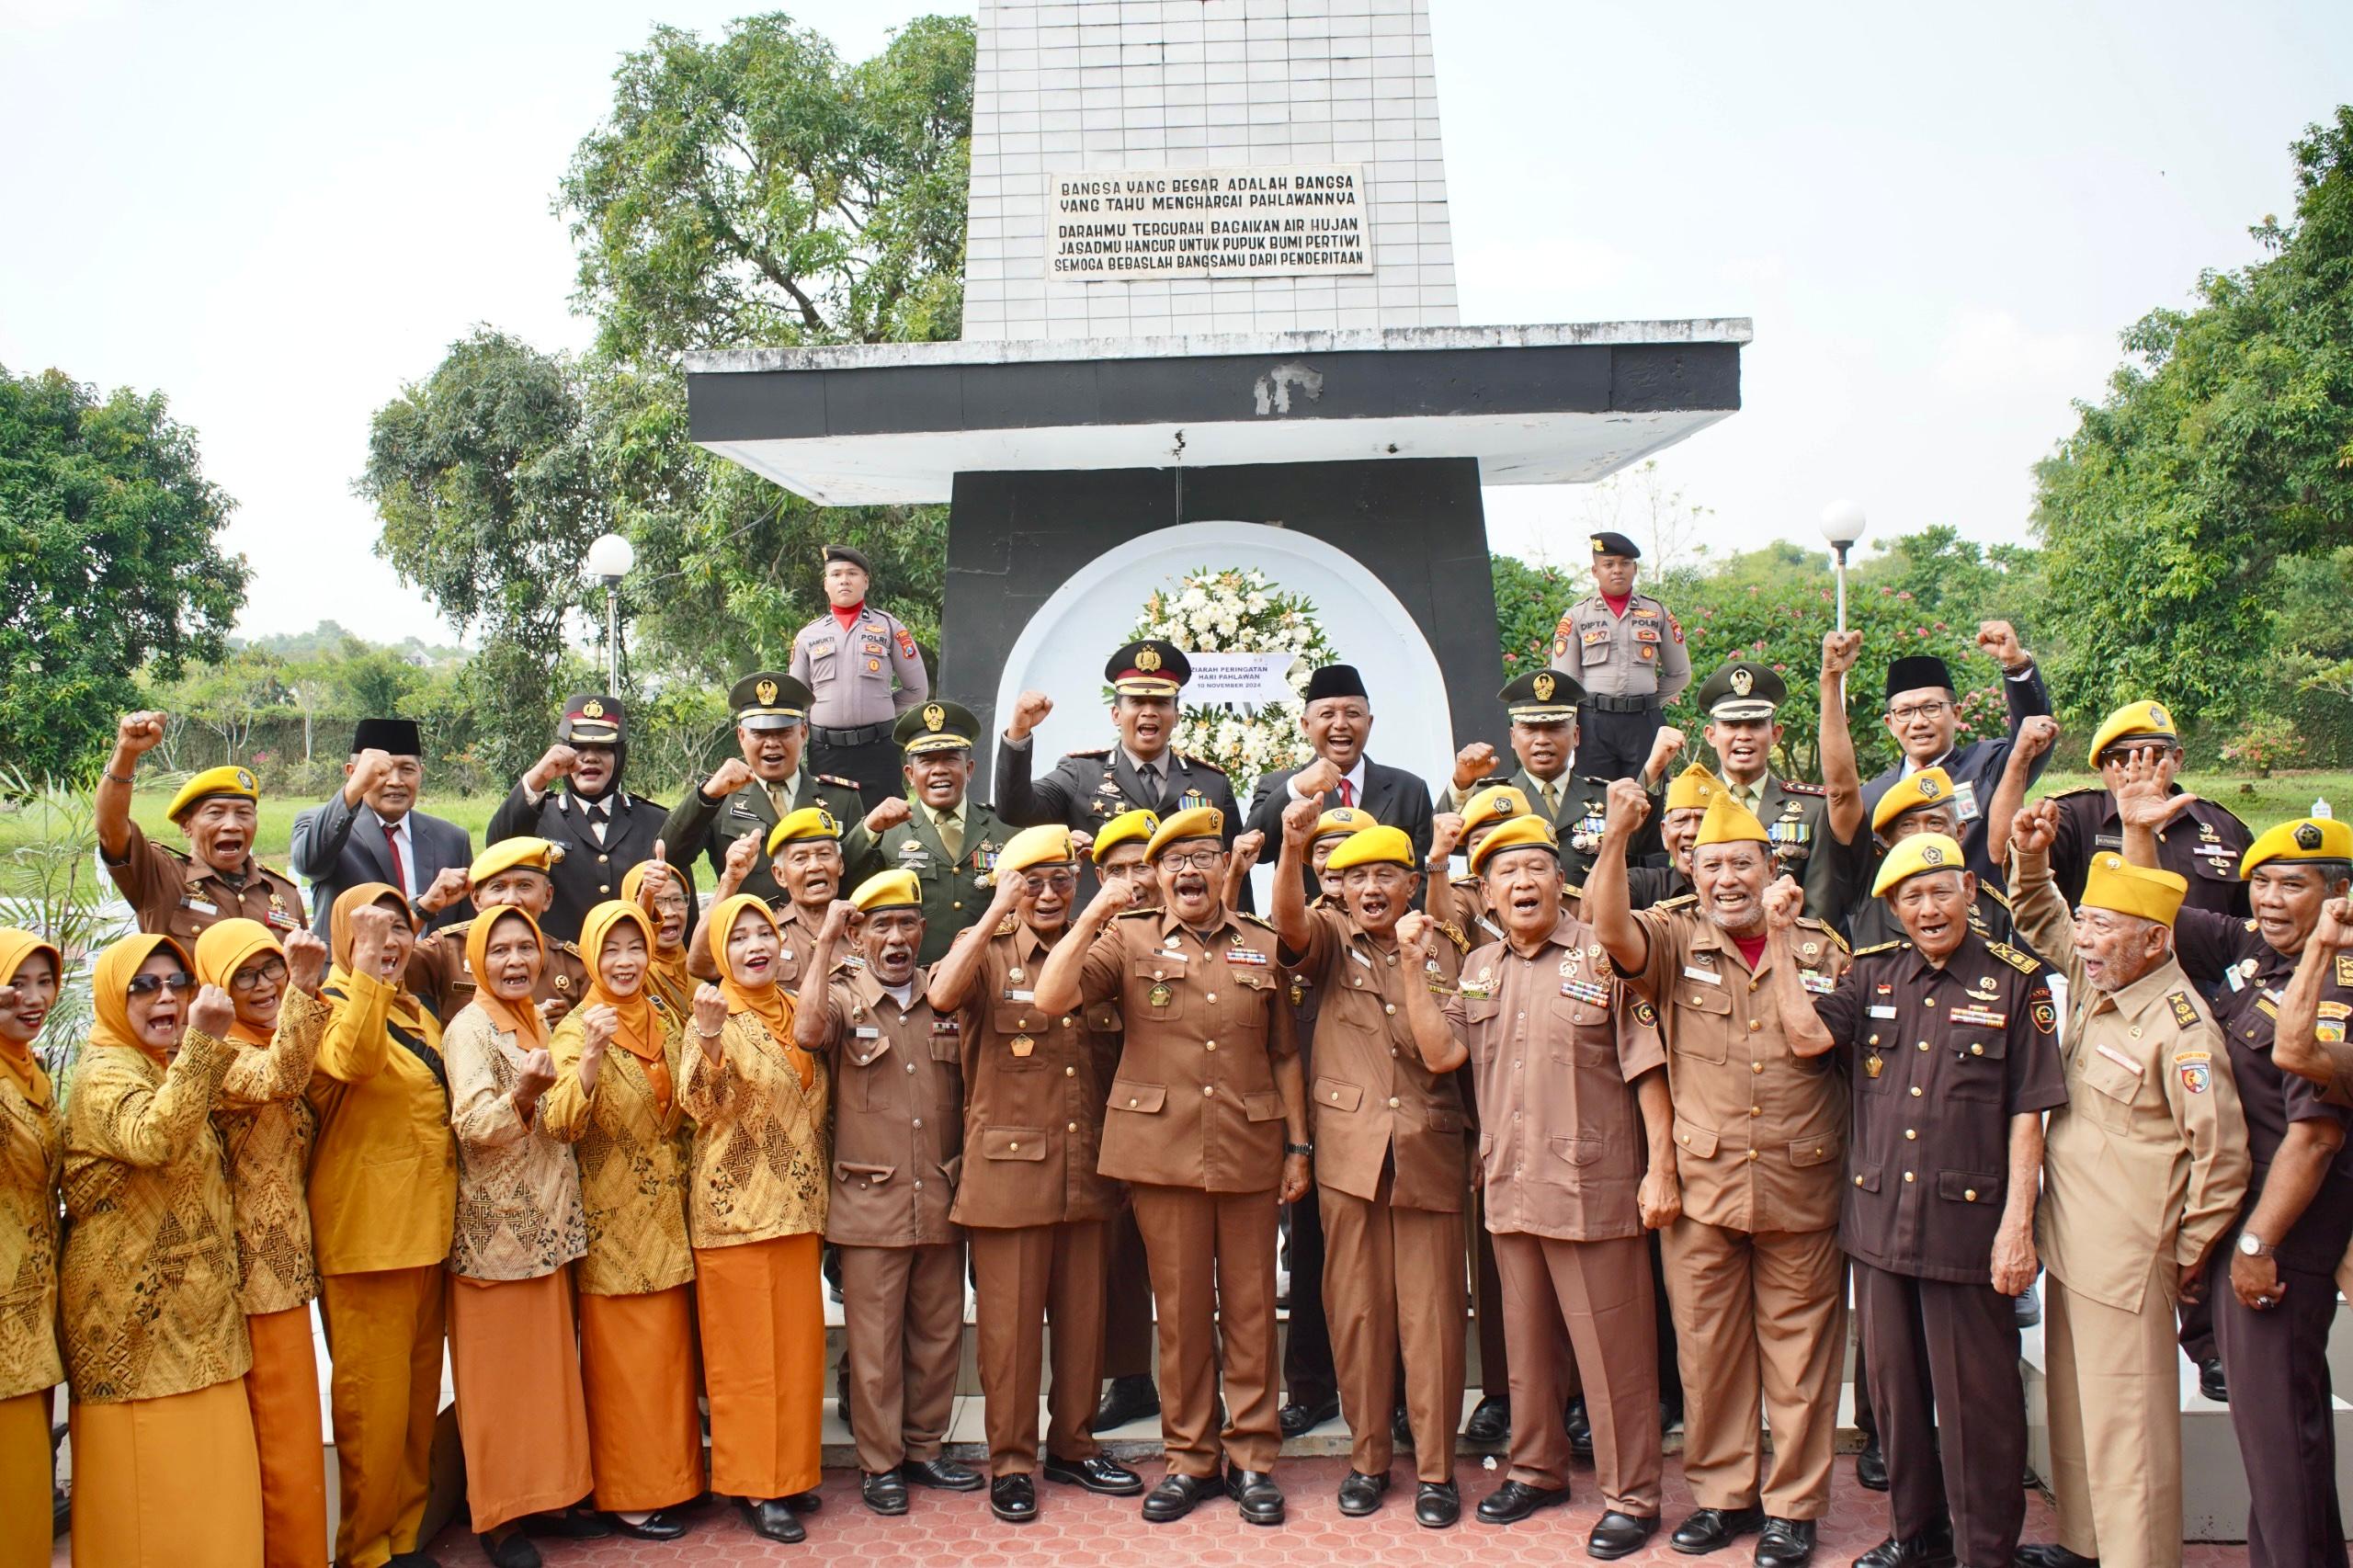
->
xmin=1148 ymin=983 xmax=1174 ymax=1010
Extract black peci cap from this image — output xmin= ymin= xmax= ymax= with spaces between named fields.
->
xmin=1884 ymin=655 xmax=1956 ymax=701
xmin=1302 ymin=664 xmax=1369 ymax=704
xmin=351 ymin=718 xmax=422 ymax=756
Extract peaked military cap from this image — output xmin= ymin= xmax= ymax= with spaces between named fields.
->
xmin=1106 ymin=641 xmax=1190 ymax=697
xmin=1695 ymin=661 xmax=1785 ymax=722
xmin=1499 ymin=668 xmax=1583 ymax=723
xmin=895 ymin=699 xmax=979 ymax=756
xmin=730 ymin=671 xmax=811 ymax=732
xmin=558 ymin=694 xmax=624 ymax=745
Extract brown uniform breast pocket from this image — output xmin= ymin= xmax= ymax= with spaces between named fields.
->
xmin=1131 ymin=957 xmax=1188 ymax=1021
xmin=1937 ymin=1169 xmax=2002 ymax=1206
xmin=2077 ymin=1051 xmax=2146 ymax=1131
xmin=1673 ymin=1117 xmax=1720 ymax=1161
xmin=991 ymin=1005 xmax=1049 ymax=1070
xmin=1241 ymin=1091 xmax=1284 ymax=1123
xmin=1314 ymin=1076 xmax=1365 ymax=1115
xmin=1547 ymin=1134 xmax=1603 ymax=1171
xmin=980 ymin=1127 xmax=1045 ymax=1161
xmin=1788 ymin=1136 xmax=1840 ymax=1167
xmin=1427 ymin=1106 xmax=1465 ymax=1134
xmin=1945 ymin=1035 xmax=2007 ymax=1101
xmin=843 ymin=1035 xmax=895 ymax=1111
xmin=1671 ymin=983 xmax=1733 ymax=1063
xmin=1547 ymin=994 xmax=1612 ymax=1064
xmin=1110 ymin=1079 xmax=1166 ymax=1116
xmin=835 ymin=1161 xmax=896 ymax=1188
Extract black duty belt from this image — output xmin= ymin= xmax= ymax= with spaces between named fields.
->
xmin=1583 ymin=694 xmax=1661 ymax=715
xmin=814 ymin=722 xmax=892 ymax=746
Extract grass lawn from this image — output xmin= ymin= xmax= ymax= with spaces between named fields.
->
xmin=2027 ymin=768 xmax=2352 ymax=826
xmin=0 ymin=790 xmax=508 ymax=871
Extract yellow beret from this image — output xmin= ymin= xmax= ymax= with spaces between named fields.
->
xmin=471 ymin=837 xmax=560 ymax=882
xmin=1091 ymin=808 xmax=1160 ymax=864
xmin=2087 ymin=700 xmax=2177 ymax=768
xmin=166 ymin=766 xmax=258 ymax=823
xmin=1469 ymin=813 xmax=1559 ymax=876
xmin=766 ymin=805 xmax=844 ymax=855
xmin=1144 ymin=806 xmax=1223 ymax=864
xmin=1693 ymin=792 xmax=1768 ymax=848
xmin=1313 ymin=805 xmax=1373 ymax=841
xmin=1325 ymin=824 xmax=1414 ymax=873
xmin=1871 ymin=832 xmax=1966 ymax=898
xmin=995 ymin=824 xmax=1074 ymax=880
xmin=1871 ymin=767 xmax=1957 ymax=834
xmin=1663 ymin=764 xmax=1721 ymax=814
xmin=2242 ymin=816 xmax=2353 ymax=878
xmin=1461 ymin=785 xmax=1530 ymax=838
xmin=2081 ymin=853 xmax=2188 ymax=926
xmin=849 ymin=869 xmax=921 ymax=913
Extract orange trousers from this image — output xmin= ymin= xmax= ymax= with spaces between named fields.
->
xmin=0 ymin=1388 xmax=52 ymax=1568
xmin=245 ymin=1304 xmax=328 ymax=1568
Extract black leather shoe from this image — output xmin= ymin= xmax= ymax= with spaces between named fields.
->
xmin=1042 ymin=1454 xmax=1144 ymax=1494
xmin=1564 ymin=1395 xmax=1594 ymax=1458
xmin=2014 ymin=1547 xmax=2097 ymax=1568
xmin=1225 ymin=1467 xmax=1285 ymax=1526
xmin=2199 ymin=1356 xmax=2228 ymax=1403
xmin=835 ymin=1359 xmax=851 ymax=1415
xmin=389 ymin=1554 xmax=443 ymax=1568
xmin=740 ymin=1498 xmax=805 ymax=1542
xmin=2013 ymin=1281 xmax=2041 ymax=1327
xmin=860 ymin=1469 xmax=909 ymax=1515
xmin=781 ymin=1489 xmax=822 ymax=1514
xmin=1589 ymin=1510 xmax=1661 ymax=1560
xmin=1416 ymin=1480 xmax=1461 ymax=1528
xmin=604 ymin=1510 xmax=692 ymax=1540
xmin=478 ymin=1531 xmax=540 ymax=1568
xmin=1392 ymin=1403 xmax=1415 ymax=1447
xmin=991 ymin=1474 xmax=1038 ymax=1523
xmin=1854 ymin=1437 xmax=1889 ymax=1492
xmin=1478 ymin=1479 xmax=1572 ymax=1524
xmin=902 ymin=1457 xmax=985 ymax=1492
xmin=1462 ymin=1394 xmax=1511 ymax=1445
xmin=1852 ymin=1526 xmax=1957 ymax=1568
xmin=1756 ymin=1516 xmax=1816 ymax=1568
xmin=520 ymin=1508 xmax=609 ymax=1539
xmin=1337 ymin=1469 xmax=1391 ymax=1516
xmin=1278 ymin=1396 xmax=1340 ymax=1437
xmin=1142 ymin=1472 xmax=1213 ymax=1523
xmin=1092 ymin=1374 xmax=1162 ymax=1433
xmin=1673 ymin=1506 xmax=1766 ymax=1554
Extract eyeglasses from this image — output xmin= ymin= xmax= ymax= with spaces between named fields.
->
xmin=1157 ymin=848 xmax=1226 ymax=872
xmin=1019 ymin=872 xmax=1078 ymax=895
xmin=230 ymin=959 xmax=289 ymax=993
xmin=1099 ymin=860 xmax=1151 ymax=879
xmin=126 ymin=972 xmax=196 ymax=998
xmin=1886 ymin=700 xmax=1951 ymax=723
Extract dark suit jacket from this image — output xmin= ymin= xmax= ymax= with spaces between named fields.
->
xmin=289 ymin=789 xmax=472 ymax=937
xmin=484 ymin=782 xmax=684 ymax=944
xmin=1249 ymin=756 xmax=1437 ymax=897
xmin=1860 ymin=663 xmax=2052 ymax=889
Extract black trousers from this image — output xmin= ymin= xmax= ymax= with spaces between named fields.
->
xmin=1281 ymin=1187 xmax=1337 ymax=1409
xmin=1578 ymin=705 xmax=1663 ymax=783
xmin=811 ymin=736 xmax=902 ymax=812
xmin=2211 ymin=1252 xmax=2344 ymax=1568
xmin=1856 ymin=1262 xmax=2025 ymax=1568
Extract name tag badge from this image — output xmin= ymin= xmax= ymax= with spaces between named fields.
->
xmin=1682 ymin=965 xmax=1721 ymax=985
xmin=1868 ymin=1005 xmax=1899 ymax=1019
xmin=185 ymin=898 xmax=220 ymax=917
xmin=853 ymin=1026 xmax=881 ymax=1040
xmin=1006 ymin=988 xmax=1035 ymax=1003
xmin=1952 ymin=779 xmax=1982 ymax=824
xmin=2093 ymin=1042 xmax=2144 ymax=1074
xmin=1347 ymin=947 xmax=1374 ymax=969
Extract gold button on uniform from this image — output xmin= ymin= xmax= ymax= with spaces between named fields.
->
xmin=1970 ymin=1043 xmax=1984 ymax=1055
xmin=1202 ymin=1085 xmax=1214 ymax=1096
xmin=1745 ymin=1150 xmax=1758 ymax=1162
xmin=1964 ymin=1188 xmax=1979 ymax=1201
xmin=1065 ymin=1065 xmax=1076 ymax=1077
xmin=1748 ymin=1106 xmax=1761 ymax=1118
xmin=1751 ymin=1062 xmax=1765 ymax=1074
xmin=1910 ymin=1085 xmax=1923 ymax=1097
xmin=1387 ymin=1096 xmax=1401 ymax=1108
xmin=1904 ymin=1129 xmax=1916 ymax=1141
xmin=1903 ymin=1171 xmax=1915 ymax=1183
xmin=1067 ymin=1121 xmax=1077 ymax=1132
xmin=1008 ymin=1142 xmax=1019 ymax=1152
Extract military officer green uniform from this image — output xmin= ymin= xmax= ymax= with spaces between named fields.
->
xmin=1438 ymin=670 xmax=1649 ymax=883
xmin=659 ymin=672 xmax=868 ymax=908
xmin=857 ymin=699 xmax=1016 ymax=965
xmin=1547 ymin=531 xmax=1691 ymax=782
xmin=1679 ymin=661 xmax=1869 ymax=925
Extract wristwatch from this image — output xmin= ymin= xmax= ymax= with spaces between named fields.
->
xmin=1284 ymin=1142 xmax=1314 ymax=1158
xmin=2238 ymin=1232 xmax=2274 ymax=1258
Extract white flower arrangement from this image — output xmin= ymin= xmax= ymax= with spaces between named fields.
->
xmin=1120 ymin=566 xmax=1342 ymax=798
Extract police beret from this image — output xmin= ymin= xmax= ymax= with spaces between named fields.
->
xmin=166 ymin=766 xmax=259 ymax=823
xmin=1106 ymin=641 xmax=1189 ymax=697
xmin=1303 ymin=664 xmax=1368 ymax=704
xmin=730 ymin=672 xmax=811 ymax=731
xmin=822 ymin=544 xmax=871 ymax=574
xmin=1870 ymin=767 xmax=1957 ymax=835
xmin=1469 ymin=813 xmax=1559 ymax=877
xmin=351 ymin=718 xmax=421 ymax=756
xmin=1092 ymin=809 xmax=1160 ymax=864
xmin=895 ymin=699 xmax=978 ymax=755
xmin=1693 ymin=792 xmax=1769 ymax=849
xmin=1590 ymin=531 xmax=1641 ymax=560
xmin=1325 ymin=824 xmax=1415 ymax=873
xmin=1871 ymin=832 xmax=1966 ymax=898
xmin=2086 ymin=700 xmax=2178 ymax=768
xmin=1498 ymin=669 xmax=1582 ymax=723
xmin=1694 ymin=661 xmax=1784 ymax=722
xmin=1144 ymin=806 xmax=1222 ymax=863
xmin=848 ymin=869 xmax=921 ymax=913
xmin=559 ymin=694 xmax=624 ymax=745
xmin=766 ymin=806 xmax=844 ymax=856
xmin=2242 ymin=817 xmax=2353 ymax=878
xmin=1883 ymin=655 xmax=1954 ymax=702
xmin=471 ymin=837 xmax=562 ymax=883
xmin=1663 ymin=764 xmax=1722 ymax=814
xmin=2081 ymin=854 xmax=2188 ymax=926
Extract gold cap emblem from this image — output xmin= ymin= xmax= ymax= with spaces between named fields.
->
xmin=756 ymin=678 xmax=779 ymax=706
xmin=1533 ymin=673 xmax=1556 ymax=702
xmin=923 ymin=702 xmax=946 ymax=732
xmin=1730 ymin=667 xmax=1755 ymax=698
xmin=235 ymin=768 xmax=255 ymax=790
xmin=582 ymin=699 xmax=605 ymax=719
xmin=817 ymin=809 xmax=839 ymax=835
xmin=1921 ymin=844 xmax=1946 ymax=866
xmin=1135 ymin=646 xmax=1163 ymax=673
xmin=1494 ymin=796 xmax=1514 ymax=815
xmin=1917 ymin=776 xmax=1940 ymax=800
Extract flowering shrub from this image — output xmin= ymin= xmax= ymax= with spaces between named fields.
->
xmin=1122 ymin=566 xmax=1343 ymax=798
xmin=2221 ymin=716 xmax=2300 ymax=778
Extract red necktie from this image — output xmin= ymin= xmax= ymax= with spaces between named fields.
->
xmin=382 ymin=822 xmax=407 ymax=894
xmin=1338 ymin=779 xmax=1355 ymax=807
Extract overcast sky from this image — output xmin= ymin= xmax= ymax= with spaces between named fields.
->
xmin=5 ymin=0 xmax=2347 ymax=645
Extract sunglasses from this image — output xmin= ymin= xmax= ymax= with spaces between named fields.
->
xmin=127 ymin=972 xmax=197 ymax=998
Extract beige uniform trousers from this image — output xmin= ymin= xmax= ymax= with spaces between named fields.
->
xmin=1320 ymin=1181 xmax=1465 ymax=1483
xmin=1662 ymin=1217 xmax=1845 ymax=1517
xmin=2043 ymin=1259 xmax=2181 ymax=1568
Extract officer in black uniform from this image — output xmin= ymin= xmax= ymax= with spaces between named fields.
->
xmin=484 ymin=692 xmax=684 ymax=941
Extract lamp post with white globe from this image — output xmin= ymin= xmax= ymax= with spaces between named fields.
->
xmin=585 ymin=532 xmax=636 ymax=691
xmin=1818 ymin=501 xmax=1867 ymax=632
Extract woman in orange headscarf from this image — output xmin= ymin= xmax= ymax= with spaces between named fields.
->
xmin=310 ymin=883 xmax=455 ymax=1568
xmin=60 ymin=932 xmax=262 ymax=1565
xmin=680 ymin=893 xmax=832 ymax=1544
xmin=193 ymin=916 xmax=333 ymax=1568
xmin=0 ymin=930 xmax=65 ymax=1568
xmin=443 ymin=906 xmax=593 ymax=1567
xmin=542 ymin=900 xmax=703 ymax=1539
xmin=620 ymin=858 xmax=696 ymax=1017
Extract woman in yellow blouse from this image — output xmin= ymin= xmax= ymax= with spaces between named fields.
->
xmin=543 ymin=900 xmax=704 ymax=1540
xmin=60 ymin=932 xmax=262 ymax=1565
xmin=311 ymin=883 xmax=455 ymax=1568
xmin=444 ymin=906 xmax=594 ymax=1567
xmin=620 ymin=858 xmax=695 ymax=1017
xmin=681 ymin=893 xmax=832 ymax=1544
xmin=0 ymin=929 xmax=64 ymax=1568
xmin=194 ymin=917 xmax=335 ymax=1568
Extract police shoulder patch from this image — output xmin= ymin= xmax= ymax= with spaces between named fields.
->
xmin=1178 ymin=752 xmax=1229 ymax=775
xmin=1986 ymin=941 xmax=2040 ymax=974
xmin=1632 ymin=999 xmax=1660 ymax=1028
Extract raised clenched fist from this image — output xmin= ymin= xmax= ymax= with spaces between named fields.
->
xmin=1451 ymin=742 xmax=1499 ymax=791
xmin=818 ymin=899 xmax=858 ymax=943
xmin=1975 ymin=620 xmax=2029 ymax=672
xmin=2016 ymin=714 xmax=2059 ymax=762
xmin=1280 ymin=792 xmax=1324 ymax=846
xmin=1821 ymin=630 xmax=1862 ymax=678
xmin=692 ymin=984 xmax=729 ymax=1040
xmin=115 ymin=710 xmax=168 ymax=758
xmin=1428 ymin=812 xmax=1465 ymax=862
xmin=1761 ymin=875 xmax=1804 ymax=932
xmin=347 ymin=903 xmax=404 ymax=977
xmin=1294 ymin=758 xmax=1344 ymax=800
xmin=864 ymin=797 xmax=914 ymax=834
xmin=2010 ymin=799 xmax=2061 ymax=858
xmin=415 ymin=867 xmax=472 ymax=917
xmin=706 ymin=758 xmax=757 ymax=798
xmin=188 ymin=983 xmax=236 ymax=1040
xmin=1603 ymin=777 xmax=1652 ymax=836
xmin=526 ymin=744 xmax=581 ymax=791
xmin=283 ymin=929 xmax=328 ymax=995
xmin=1009 ymin=690 xmax=1054 ymax=740
xmin=514 ymin=1048 xmax=557 ymax=1105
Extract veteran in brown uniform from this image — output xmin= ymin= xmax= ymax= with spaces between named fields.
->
xmin=1271 ymin=811 xmax=1470 ymax=1527
xmin=1586 ymin=783 xmax=1850 ymax=1568
xmin=2040 ymin=700 xmax=2254 ymax=917
xmin=1033 ymin=806 xmax=1310 ymax=1527
xmin=928 ymin=825 xmax=1143 ymax=1523
xmin=404 ymin=839 xmax=587 ymax=1026
xmin=1795 ymin=833 xmax=2067 ymax=1568
xmin=797 ymin=870 xmax=982 ymax=1514
xmin=1446 ymin=813 xmax=1676 ymax=1558
xmin=98 ymin=712 xmax=307 ymax=942
xmin=2007 ymin=808 xmax=2249 ymax=1568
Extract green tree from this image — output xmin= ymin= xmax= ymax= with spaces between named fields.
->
xmin=0 ymin=366 xmax=249 ymax=779
xmin=2032 ymin=106 xmax=2353 ymax=730
xmin=358 ymin=329 xmax=608 ymax=780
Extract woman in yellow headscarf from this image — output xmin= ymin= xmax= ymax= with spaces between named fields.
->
xmin=310 ymin=882 xmax=454 ymax=1568
xmin=620 ymin=858 xmax=696 ymax=1017
xmin=444 ymin=906 xmax=593 ymax=1567
xmin=680 ymin=893 xmax=832 ymax=1544
xmin=542 ymin=900 xmax=703 ymax=1539
xmin=60 ymin=932 xmax=262 ymax=1565
xmin=0 ymin=930 xmax=65 ymax=1568
xmin=193 ymin=916 xmax=333 ymax=1568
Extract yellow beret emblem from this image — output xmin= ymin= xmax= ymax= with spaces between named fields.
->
xmin=1533 ymin=673 xmax=1556 ymax=702
xmin=1136 ymin=646 xmax=1162 ymax=673
xmin=817 ymin=809 xmax=839 ymax=835
xmin=1730 ymin=667 xmax=1754 ymax=698
xmin=1921 ymin=844 xmax=1946 ymax=866
xmin=756 ymin=678 xmax=779 ymax=706
xmin=581 ymin=699 xmax=605 ymax=720
xmin=1916 ymin=776 xmax=1940 ymax=800
xmin=1495 ymin=795 xmax=1514 ymax=815
xmin=236 ymin=769 xmax=255 ymax=790
xmin=2149 ymin=704 xmax=2168 ymax=727
xmin=923 ymin=702 xmax=945 ymax=733
xmin=2298 ymin=823 xmax=2325 ymax=851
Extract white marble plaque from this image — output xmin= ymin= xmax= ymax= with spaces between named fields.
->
xmin=1047 ymin=165 xmax=1374 ymax=283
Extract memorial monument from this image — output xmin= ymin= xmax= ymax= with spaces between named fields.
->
xmin=684 ymin=0 xmax=1750 ymax=790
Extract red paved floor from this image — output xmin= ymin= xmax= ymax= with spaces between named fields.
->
xmin=400 ymin=1455 xmax=2251 ymax=1568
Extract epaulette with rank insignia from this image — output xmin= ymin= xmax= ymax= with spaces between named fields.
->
xmin=1113 ymin=908 xmax=1160 ymax=922
xmin=1236 ymin=911 xmax=1274 ymax=930
xmin=158 ymin=843 xmax=192 ymax=865
xmin=1655 ymin=892 xmax=1699 ymax=911
xmin=1853 ymin=939 xmax=1906 ymax=957
xmin=1797 ymin=916 xmax=1849 ymax=953
xmin=1064 ymin=747 xmax=1111 ymax=759
xmin=2045 ymin=784 xmax=2103 ymax=799
xmin=1178 ymin=752 xmax=1228 ymax=774
xmin=993 ymin=914 xmax=1019 ymax=937
xmin=2244 ymin=918 xmax=2261 ymax=934
xmin=815 ymin=773 xmax=860 ymax=790
xmin=1452 ymin=873 xmax=1480 ymax=889
xmin=1986 ymin=940 xmax=2040 ymax=974
xmin=552 ymin=937 xmax=582 ymax=957
xmin=1436 ymin=919 xmax=1470 ymax=955
xmin=1563 ymin=881 xmax=1586 ymax=899
xmin=1983 ymin=884 xmax=2013 ymax=911
xmin=1779 ymin=779 xmax=1826 ymax=796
